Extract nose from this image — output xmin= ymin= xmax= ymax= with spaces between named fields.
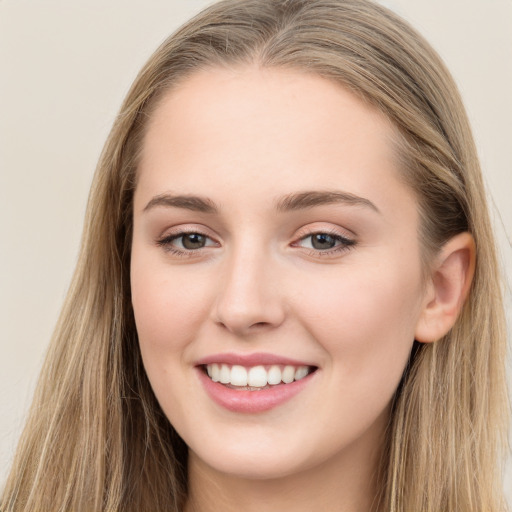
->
xmin=212 ymin=246 xmax=286 ymax=336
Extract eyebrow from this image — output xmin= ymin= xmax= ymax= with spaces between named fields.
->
xmin=143 ymin=193 xmax=218 ymax=214
xmin=143 ymin=190 xmax=379 ymax=215
xmin=275 ymin=190 xmax=380 ymax=214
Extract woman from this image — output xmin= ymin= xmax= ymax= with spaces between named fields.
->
xmin=2 ymin=0 xmax=509 ymax=511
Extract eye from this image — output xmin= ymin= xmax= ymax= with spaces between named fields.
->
xmin=156 ymin=230 xmax=218 ymax=254
xmin=294 ymin=231 xmax=355 ymax=253
xmin=176 ymin=233 xmax=209 ymax=250
xmin=307 ymin=233 xmax=338 ymax=250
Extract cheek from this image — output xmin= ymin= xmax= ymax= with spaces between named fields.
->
xmin=130 ymin=254 xmax=216 ymax=420
xmin=130 ymin=251 xmax=212 ymax=361
xmin=295 ymin=260 xmax=423 ymax=377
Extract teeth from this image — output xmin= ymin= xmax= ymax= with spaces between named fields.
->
xmin=267 ymin=365 xmax=282 ymax=385
xmin=294 ymin=366 xmax=309 ymax=380
xmin=211 ymin=363 xmax=220 ymax=382
xmin=282 ymin=365 xmax=295 ymax=384
xmin=205 ymin=363 xmax=313 ymax=388
xmin=219 ymin=364 xmax=231 ymax=384
xmin=230 ymin=365 xmax=248 ymax=386
xmin=248 ymin=366 xmax=267 ymax=387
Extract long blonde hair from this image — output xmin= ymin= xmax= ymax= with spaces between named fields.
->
xmin=2 ymin=1 xmax=509 ymax=510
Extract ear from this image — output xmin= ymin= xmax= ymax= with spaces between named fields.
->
xmin=415 ymin=232 xmax=476 ymax=343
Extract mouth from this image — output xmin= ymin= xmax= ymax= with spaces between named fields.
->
xmin=203 ymin=363 xmax=317 ymax=390
xmin=196 ymin=355 xmax=319 ymax=413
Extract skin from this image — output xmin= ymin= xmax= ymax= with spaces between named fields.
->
xmin=130 ymin=66 xmax=453 ymax=512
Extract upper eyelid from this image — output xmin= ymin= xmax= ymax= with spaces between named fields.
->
xmin=293 ymin=232 xmax=356 ymax=249
xmin=157 ymin=224 xmax=218 ymax=239
xmin=293 ymin=224 xmax=356 ymax=241
xmin=297 ymin=232 xmax=353 ymax=243
xmin=157 ymin=231 xmax=218 ymax=245
xmin=154 ymin=224 xmax=356 ymax=246
xmin=298 ymin=229 xmax=353 ymax=239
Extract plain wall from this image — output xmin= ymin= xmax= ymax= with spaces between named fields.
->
xmin=1 ymin=0 xmax=511 ymax=499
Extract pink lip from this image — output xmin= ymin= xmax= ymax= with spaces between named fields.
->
xmin=195 ymin=352 xmax=314 ymax=367
xmin=195 ymin=353 xmax=318 ymax=414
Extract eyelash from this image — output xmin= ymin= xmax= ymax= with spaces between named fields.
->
xmin=293 ymin=230 xmax=356 ymax=257
xmin=155 ymin=229 xmax=356 ymax=258
xmin=156 ymin=229 xmax=217 ymax=258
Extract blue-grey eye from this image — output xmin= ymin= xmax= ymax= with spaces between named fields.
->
xmin=296 ymin=232 xmax=355 ymax=252
xmin=310 ymin=233 xmax=337 ymax=250
xmin=180 ymin=233 xmax=207 ymax=250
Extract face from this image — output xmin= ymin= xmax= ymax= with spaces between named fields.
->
xmin=131 ymin=67 xmax=429 ymax=480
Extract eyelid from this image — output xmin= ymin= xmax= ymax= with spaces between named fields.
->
xmin=154 ymin=223 xmax=356 ymax=258
xmin=293 ymin=223 xmax=356 ymax=242
xmin=156 ymin=223 xmax=219 ymax=239
xmin=297 ymin=216 xmax=355 ymax=232
xmin=155 ymin=225 xmax=220 ymax=256
xmin=291 ymin=225 xmax=357 ymax=256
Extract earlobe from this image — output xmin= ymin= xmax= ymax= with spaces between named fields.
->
xmin=415 ymin=232 xmax=476 ymax=343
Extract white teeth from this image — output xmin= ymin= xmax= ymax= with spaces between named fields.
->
xmin=282 ymin=365 xmax=295 ymax=384
xmin=230 ymin=365 xmax=248 ymax=386
xmin=205 ymin=363 xmax=313 ymax=388
xmin=294 ymin=366 xmax=309 ymax=381
xmin=219 ymin=364 xmax=231 ymax=384
xmin=211 ymin=363 xmax=220 ymax=382
xmin=248 ymin=366 xmax=267 ymax=387
xmin=267 ymin=365 xmax=282 ymax=385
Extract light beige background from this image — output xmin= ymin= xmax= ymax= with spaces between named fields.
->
xmin=1 ymin=0 xmax=511 ymax=499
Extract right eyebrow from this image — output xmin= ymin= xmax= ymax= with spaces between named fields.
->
xmin=143 ymin=193 xmax=218 ymax=214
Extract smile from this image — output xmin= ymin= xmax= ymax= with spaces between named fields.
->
xmin=196 ymin=354 xmax=319 ymax=413
xmin=205 ymin=363 xmax=313 ymax=389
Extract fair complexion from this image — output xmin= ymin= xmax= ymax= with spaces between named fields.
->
xmin=131 ymin=67 xmax=474 ymax=512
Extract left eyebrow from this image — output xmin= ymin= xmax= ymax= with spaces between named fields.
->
xmin=274 ymin=190 xmax=380 ymax=214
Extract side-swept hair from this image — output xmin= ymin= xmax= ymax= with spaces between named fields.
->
xmin=2 ymin=1 xmax=508 ymax=510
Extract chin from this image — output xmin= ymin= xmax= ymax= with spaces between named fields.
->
xmin=185 ymin=425 xmax=332 ymax=482
xmin=192 ymin=448 xmax=314 ymax=481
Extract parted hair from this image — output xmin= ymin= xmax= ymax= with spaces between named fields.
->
xmin=2 ymin=1 xmax=509 ymax=511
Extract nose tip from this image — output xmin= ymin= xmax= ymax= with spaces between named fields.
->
xmin=215 ymin=299 xmax=282 ymax=336
xmin=212 ymin=257 xmax=285 ymax=336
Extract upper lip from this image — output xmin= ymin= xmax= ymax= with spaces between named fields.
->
xmin=195 ymin=352 xmax=316 ymax=368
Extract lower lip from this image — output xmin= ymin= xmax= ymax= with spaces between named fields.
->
xmin=197 ymin=368 xmax=316 ymax=413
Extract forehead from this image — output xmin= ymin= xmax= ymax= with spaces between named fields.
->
xmin=136 ymin=66 xmax=415 ymax=221
xmin=142 ymin=65 xmax=395 ymax=162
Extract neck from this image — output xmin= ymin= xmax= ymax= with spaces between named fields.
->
xmin=184 ymin=414 xmax=388 ymax=512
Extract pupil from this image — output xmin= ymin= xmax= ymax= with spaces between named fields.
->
xmin=312 ymin=233 xmax=335 ymax=250
xmin=183 ymin=233 xmax=205 ymax=250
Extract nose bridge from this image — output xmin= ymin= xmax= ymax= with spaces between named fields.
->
xmin=213 ymin=238 xmax=284 ymax=334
